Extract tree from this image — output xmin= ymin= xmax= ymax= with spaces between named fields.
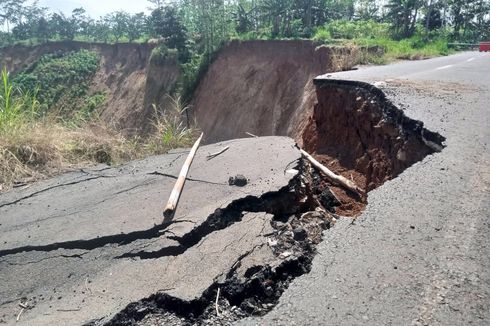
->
xmin=92 ymin=18 xmax=111 ymax=43
xmin=356 ymin=0 xmax=380 ymax=21
xmin=50 ymin=12 xmax=76 ymax=40
xmin=233 ymin=4 xmax=254 ymax=34
xmin=0 ymin=0 xmax=23 ymax=33
xmin=36 ymin=17 xmax=51 ymax=42
xmin=150 ymin=6 xmax=188 ymax=52
xmin=385 ymin=0 xmax=424 ymax=38
xmin=127 ymin=13 xmax=147 ymax=42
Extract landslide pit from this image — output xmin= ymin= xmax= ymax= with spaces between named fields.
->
xmin=0 ymin=41 xmax=177 ymax=133
xmin=193 ymin=40 xmax=445 ymax=216
xmin=110 ymin=43 xmax=445 ymax=325
xmin=0 ymin=40 xmax=445 ymax=325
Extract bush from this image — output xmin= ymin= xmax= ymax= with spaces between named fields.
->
xmin=13 ymin=49 xmax=100 ymax=116
xmin=313 ymin=28 xmax=332 ymax=42
xmin=325 ymin=20 xmax=390 ymax=40
xmin=150 ymin=44 xmax=178 ymax=65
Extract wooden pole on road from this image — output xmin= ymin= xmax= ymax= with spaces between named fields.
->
xmin=163 ymin=133 xmax=204 ymax=222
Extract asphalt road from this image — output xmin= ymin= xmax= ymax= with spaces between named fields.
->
xmin=243 ymin=51 xmax=490 ymax=325
xmin=0 ymin=137 xmax=301 ymax=325
xmin=1 ymin=51 xmax=488 ymax=326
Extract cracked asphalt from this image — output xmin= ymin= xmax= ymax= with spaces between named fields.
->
xmin=0 ymin=137 xmax=300 ymax=325
xmin=1 ymin=51 xmax=488 ymax=326
xmin=242 ymin=51 xmax=490 ymax=325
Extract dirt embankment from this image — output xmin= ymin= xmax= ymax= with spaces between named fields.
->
xmin=0 ymin=41 xmax=178 ymax=133
xmin=192 ymin=40 xmax=358 ymax=143
xmin=192 ymin=42 xmax=444 ymax=216
xmin=302 ymin=79 xmax=445 ymax=215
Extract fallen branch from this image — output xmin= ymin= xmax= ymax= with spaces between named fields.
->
xmin=245 ymin=132 xmax=258 ymax=138
xmin=163 ymin=133 xmax=204 ymax=222
xmin=215 ymin=287 xmax=221 ymax=317
xmin=300 ymin=149 xmax=364 ymax=197
xmin=16 ymin=308 xmax=24 ymax=321
xmin=206 ymin=146 xmax=229 ymax=160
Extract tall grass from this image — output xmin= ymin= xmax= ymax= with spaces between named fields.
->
xmin=0 ymin=66 xmax=198 ymax=191
xmin=146 ymin=95 xmax=196 ymax=153
xmin=313 ymin=20 xmax=452 ymax=65
xmin=0 ymin=68 xmax=38 ymax=131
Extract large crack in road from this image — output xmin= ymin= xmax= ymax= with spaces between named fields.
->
xmin=0 ymin=80 xmax=445 ymax=325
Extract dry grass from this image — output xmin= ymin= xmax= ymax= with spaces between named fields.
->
xmin=1 ymin=64 xmax=197 ymax=191
xmin=0 ymin=98 xmax=198 ymax=192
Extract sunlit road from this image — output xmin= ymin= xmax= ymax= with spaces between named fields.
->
xmin=244 ymin=51 xmax=490 ymax=326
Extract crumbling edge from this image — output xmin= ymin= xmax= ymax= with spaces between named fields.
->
xmin=313 ymin=78 xmax=446 ymax=152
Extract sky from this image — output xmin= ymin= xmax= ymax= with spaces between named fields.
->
xmin=38 ymin=0 xmax=152 ymax=18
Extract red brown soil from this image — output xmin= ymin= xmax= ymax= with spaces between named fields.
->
xmin=302 ymin=81 xmax=440 ymax=216
xmin=192 ymin=41 xmax=441 ymax=218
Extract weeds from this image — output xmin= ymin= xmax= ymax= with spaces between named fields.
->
xmin=0 ymin=68 xmax=39 ymax=130
xmin=146 ymin=95 xmax=196 ymax=153
xmin=314 ymin=20 xmax=452 ymax=65
xmin=0 ymin=65 xmax=197 ymax=191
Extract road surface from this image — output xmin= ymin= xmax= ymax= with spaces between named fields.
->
xmin=0 ymin=137 xmax=303 ymax=325
xmin=0 ymin=51 xmax=488 ymax=325
xmin=244 ymin=51 xmax=490 ymax=325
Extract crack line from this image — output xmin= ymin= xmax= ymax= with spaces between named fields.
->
xmin=148 ymin=171 xmax=227 ymax=186
xmin=0 ymin=175 xmax=115 ymax=209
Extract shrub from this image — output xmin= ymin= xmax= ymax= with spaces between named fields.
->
xmin=146 ymin=95 xmax=195 ymax=153
xmin=12 ymin=49 xmax=100 ymax=116
xmin=325 ymin=20 xmax=389 ymax=40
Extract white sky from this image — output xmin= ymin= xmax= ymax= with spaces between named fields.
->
xmin=38 ymin=0 xmax=152 ymax=18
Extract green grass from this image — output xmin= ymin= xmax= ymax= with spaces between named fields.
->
xmin=0 ymin=68 xmax=38 ymax=131
xmin=313 ymin=20 xmax=452 ymax=65
xmin=355 ymin=36 xmax=451 ymax=64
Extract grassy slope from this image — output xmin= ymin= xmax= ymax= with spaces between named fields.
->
xmin=0 ymin=51 xmax=196 ymax=191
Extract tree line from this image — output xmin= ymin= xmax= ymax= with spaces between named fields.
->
xmin=0 ymin=0 xmax=488 ymax=55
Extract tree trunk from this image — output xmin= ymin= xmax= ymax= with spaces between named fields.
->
xmin=425 ymin=0 xmax=433 ymax=33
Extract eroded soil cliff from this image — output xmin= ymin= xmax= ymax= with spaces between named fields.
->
xmin=0 ymin=41 xmax=178 ymax=133
xmin=192 ymin=40 xmax=358 ymax=143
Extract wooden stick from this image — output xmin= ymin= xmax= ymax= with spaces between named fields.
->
xmin=206 ymin=146 xmax=229 ymax=160
xmin=163 ymin=133 xmax=204 ymax=222
xmin=300 ymin=149 xmax=364 ymax=196
xmin=16 ymin=308 xmax=24 ymax=321
xmin=215 ymin=287 xmax=221 ymax=317
xmin=245 ymin=132 xmax=258 ymax=138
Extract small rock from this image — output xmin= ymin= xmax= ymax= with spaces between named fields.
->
xmin=267 ymin=238 xmax=278 ymax=247
xmin=293 ymin=228 xmax=308 ymax=241
xmin=228 ymin=175 xmax=248 ymax=187
xmin=318 ymin=188 xmax=341 ymax=212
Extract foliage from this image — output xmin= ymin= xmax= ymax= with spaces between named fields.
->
xmin=0 ymin=70 xmax=197 ymax=191
xmin=355 ymin=33 xmax=451 ymax=64
xmin=179 ymin=47 xmax=222 ymax=103
xmin=322 ymin=20 xmax=390 ymax=40
xmin=149 ymin=6 xmax=190 ymax=62
xmin=12 ymin=50 xmax=100 ymax=116
xmin=0 ymin=67 xmax=38 ymax=131
xmin=146 ymin=96 xmax=195 ymax=152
